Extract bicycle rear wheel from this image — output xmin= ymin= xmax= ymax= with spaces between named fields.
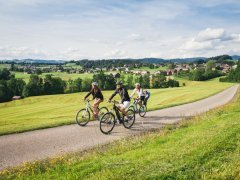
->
xmin=100 ymin=112 xmax=116 ymax=134
xmin=123 ymin=109 xmax=135 ymax=129
xmin=76 ymin=108 xmax=90 ymax=126
xmin=139 ymin=105 xmax=147 ymax=117
xmin=98 ymin=106 xmax=109 ymax=118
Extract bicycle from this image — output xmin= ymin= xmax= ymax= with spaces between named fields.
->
xmin=100 ymin=100 xmax=135 ymax=134
xmin=129 ymin=98 xmax=147 ymax=117
xmin=76 ymin=99 xmax=109 ymax=126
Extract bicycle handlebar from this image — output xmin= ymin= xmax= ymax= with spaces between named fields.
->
xmin=108 ymin=100 xmax=119 ymax=104
xmin=84 ymin=99 xmax=93 ymax=102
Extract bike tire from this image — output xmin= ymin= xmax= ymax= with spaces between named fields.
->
xmin=139 ymin=105 xmax=147 ymax=117
xmin=98 ymin=106 xmax=109 ymax=118
xmin=129 ymin=105 xmax=136 ymax=113
xmin=123 ymin=109 xmax=135 ymax=129
xmin=100 ymin=112 xmax=116 ymax=134
xmin=76 ymin=108 xmax=90 ymax=126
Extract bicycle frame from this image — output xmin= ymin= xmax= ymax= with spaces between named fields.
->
xmin=85 ymin=100 xmax=94 ymax=113
xmin=110 ymin=101 xmax=122 ymax=121
xmin=131 ymin=98 xmax=141 ymax=110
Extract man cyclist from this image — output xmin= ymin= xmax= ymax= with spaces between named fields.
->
xmin=130 ymin=83 xmax=145 ymax=106
xmin=84 ymin=82 xmax=104 ymax=119
xmin=108 ymin=81 xmax=130 ymax=122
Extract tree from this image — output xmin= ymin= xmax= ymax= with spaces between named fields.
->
xmin=221 ymin=60 xmax=240 ymax=82
xmin=43 ymin=75 xmax=66 ymax=95
xmin=92 ymin=71 xmax=106 ymax=89
xmin=149 ymin=64 xmax=154 ymax=69
xmin=206 ymin=60 xmax=216 ymax=71
xmin=104 ymin=75 xmax=116 ymax=90
xmin=151 ymin=74 xmax=166 ymax=88
xmin=7 ymin=78 xmax=26 ymax=96
xmin=23 ymin=75 xmax=43 ymax=97
xmin=126 ymin=74 xmax=134 ymax=89
xmin=0 ymin=80 xmax=11 ymax=102
xmin=168 ymin=63 xmax=175 ymax=69
xmin=189 ymin=69 xmax=205 ymax=81
xmin=82 ymin=78 xmax=92 ymax=92
xmin=142 ymin=74 xmax=150 ymax=88
xmin=0 ymin=69 xmax=12 ymax=80
xmin=67 ymin=78 xmax=84 ymax=93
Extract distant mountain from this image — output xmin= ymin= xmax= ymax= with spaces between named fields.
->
xmin=167 ymin=57 xmax=207 ymax=63
xmin=1 ymin=59 xmax=66 ymax=64
xmin=231 ymin=55 xmax=240 ymax=60
xmin=138 ymin=58 xmax=166 ymax=63
xmin=1 ymin=55 xmax=239 ymax=64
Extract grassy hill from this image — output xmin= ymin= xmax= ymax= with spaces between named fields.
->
xmin=12 ymin=71 xmax=94 ymax=82
xmin=1 ymin=84 xmax=239 ymax=179
xmin=0 ymin=78 xmax=234 ymax=135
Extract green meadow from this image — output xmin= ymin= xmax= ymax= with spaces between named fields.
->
xmin=133 ymin=66 xmax=168 ymax=72
xmin=12 ymin=71 xmax=94 ymax=82
xmin=0 ymin=78 xmax=234 ymax=135
xmin=1 ymin=83 xmax=239 ymax=179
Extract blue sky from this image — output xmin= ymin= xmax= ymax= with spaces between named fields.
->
xmin=0 ymin=0 xmax=239 ymax=60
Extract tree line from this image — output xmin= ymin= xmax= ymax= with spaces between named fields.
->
xmin=220 ymin=61 xmax=240 ymax=82
xmin=0 ymin=69 xmax=179 ymax=103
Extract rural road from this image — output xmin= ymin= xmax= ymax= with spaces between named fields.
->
xmin=0 ymin=85 xmax=239 ymax=171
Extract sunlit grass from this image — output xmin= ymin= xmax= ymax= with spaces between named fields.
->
xmin=0 ymin=78 xmax=234 ymax=135
xmin=1 ymin=87 xmax=239 ymax=179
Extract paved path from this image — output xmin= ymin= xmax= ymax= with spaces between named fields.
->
xmin=0 ymin=85 xmax=239 ymax=171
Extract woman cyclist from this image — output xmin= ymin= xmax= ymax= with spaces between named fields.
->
xmin=130 ymin=83 xmax=145 ymax=106
xmin=84 ymin=82 xmax=104 ymax=119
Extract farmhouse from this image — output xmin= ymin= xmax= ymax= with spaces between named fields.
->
xmin=12 ymin=96 xmax=21 ymax=100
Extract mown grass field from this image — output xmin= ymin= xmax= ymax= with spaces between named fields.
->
xmin=0 ymin=64 xmax=10 ymax=69
xmin=1 ymin=85 xmax=239 ymax=179
xmin=0 ymin=78 xmax=234 ymax=135
xmin=133 ymin=66 xmax=168 ymax=72
xmin=12 ymin=71 xmax=94 ymax=82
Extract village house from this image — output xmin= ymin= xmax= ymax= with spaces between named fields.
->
xmin=12 ymin=96 xmax=21 ymax=100
xmin=110 ymin=72 xmax=121 ymax=78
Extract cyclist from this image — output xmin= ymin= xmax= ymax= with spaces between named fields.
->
xmin=108 ymin=81 xmax=130 ymax=121
xmin=130 ymin=83 xmax=145 ymax=106
xmin=84 ymin=82 xmax=104 ymax=119
xmin=143 ymin=89 xmax=150 ymax=106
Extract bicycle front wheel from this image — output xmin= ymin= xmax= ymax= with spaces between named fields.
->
xmin=123 ymin=109 xmax=135 ymax=129
xmin=128 ymin=105 xmax=136 ymax=113
xmin=76 ymin=108 xmax=90 ymax=126
xmin=100 ymin=112 xmax=116 ymax=134
xmin=139 ymin=105 xmax=147 ymax=117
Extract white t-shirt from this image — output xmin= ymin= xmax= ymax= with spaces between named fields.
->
xmin=130 ymin=88 xmax=145 ymax=98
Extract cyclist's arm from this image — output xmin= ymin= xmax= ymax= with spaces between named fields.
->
xmin=130 ymin=88 xmax=136 ymax=98
xmin=84 ymin=90 xmax=92 ymax=100
xmin=109 ymin=90 xmax=118 ymax=101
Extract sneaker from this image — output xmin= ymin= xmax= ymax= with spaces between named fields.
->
xmin=118 ymin=118 xmax=123 ymax=124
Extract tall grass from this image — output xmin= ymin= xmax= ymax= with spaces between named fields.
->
xmin=1 ymin=87 xmax=239 ymax=179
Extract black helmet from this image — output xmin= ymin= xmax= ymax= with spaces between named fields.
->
xmin=116 ymin=80 xmax=123 ymax=85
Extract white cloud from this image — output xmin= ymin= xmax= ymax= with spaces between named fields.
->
xmin=104 ymin=49 xmax=127 ymax=59
xmin=0 ymin=1 xmax=240 ymax=60
xmin=0 ymin=46 xmax=49 ymax=59
xmin=183 ymin=39 xmax=214 ymax=51
xmin=182 ymin=28 xmax=240 ymax=53
xmin=195 ymin=28 xmax=226 ymax=41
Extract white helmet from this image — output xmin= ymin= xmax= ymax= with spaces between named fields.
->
xmin=135 ymin=83 xmax=140 ymax=86
xmin=92 ymin=82 xmax=98 ymax=86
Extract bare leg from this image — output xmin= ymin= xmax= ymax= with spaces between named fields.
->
xmin=93 ymin=99 xmax=101 ymax=118
xmin=120 ymin=107 xmax=128 ymax=116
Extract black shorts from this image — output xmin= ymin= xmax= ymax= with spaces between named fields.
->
xmin=140 ymin=96 xmax=145 ymax=102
